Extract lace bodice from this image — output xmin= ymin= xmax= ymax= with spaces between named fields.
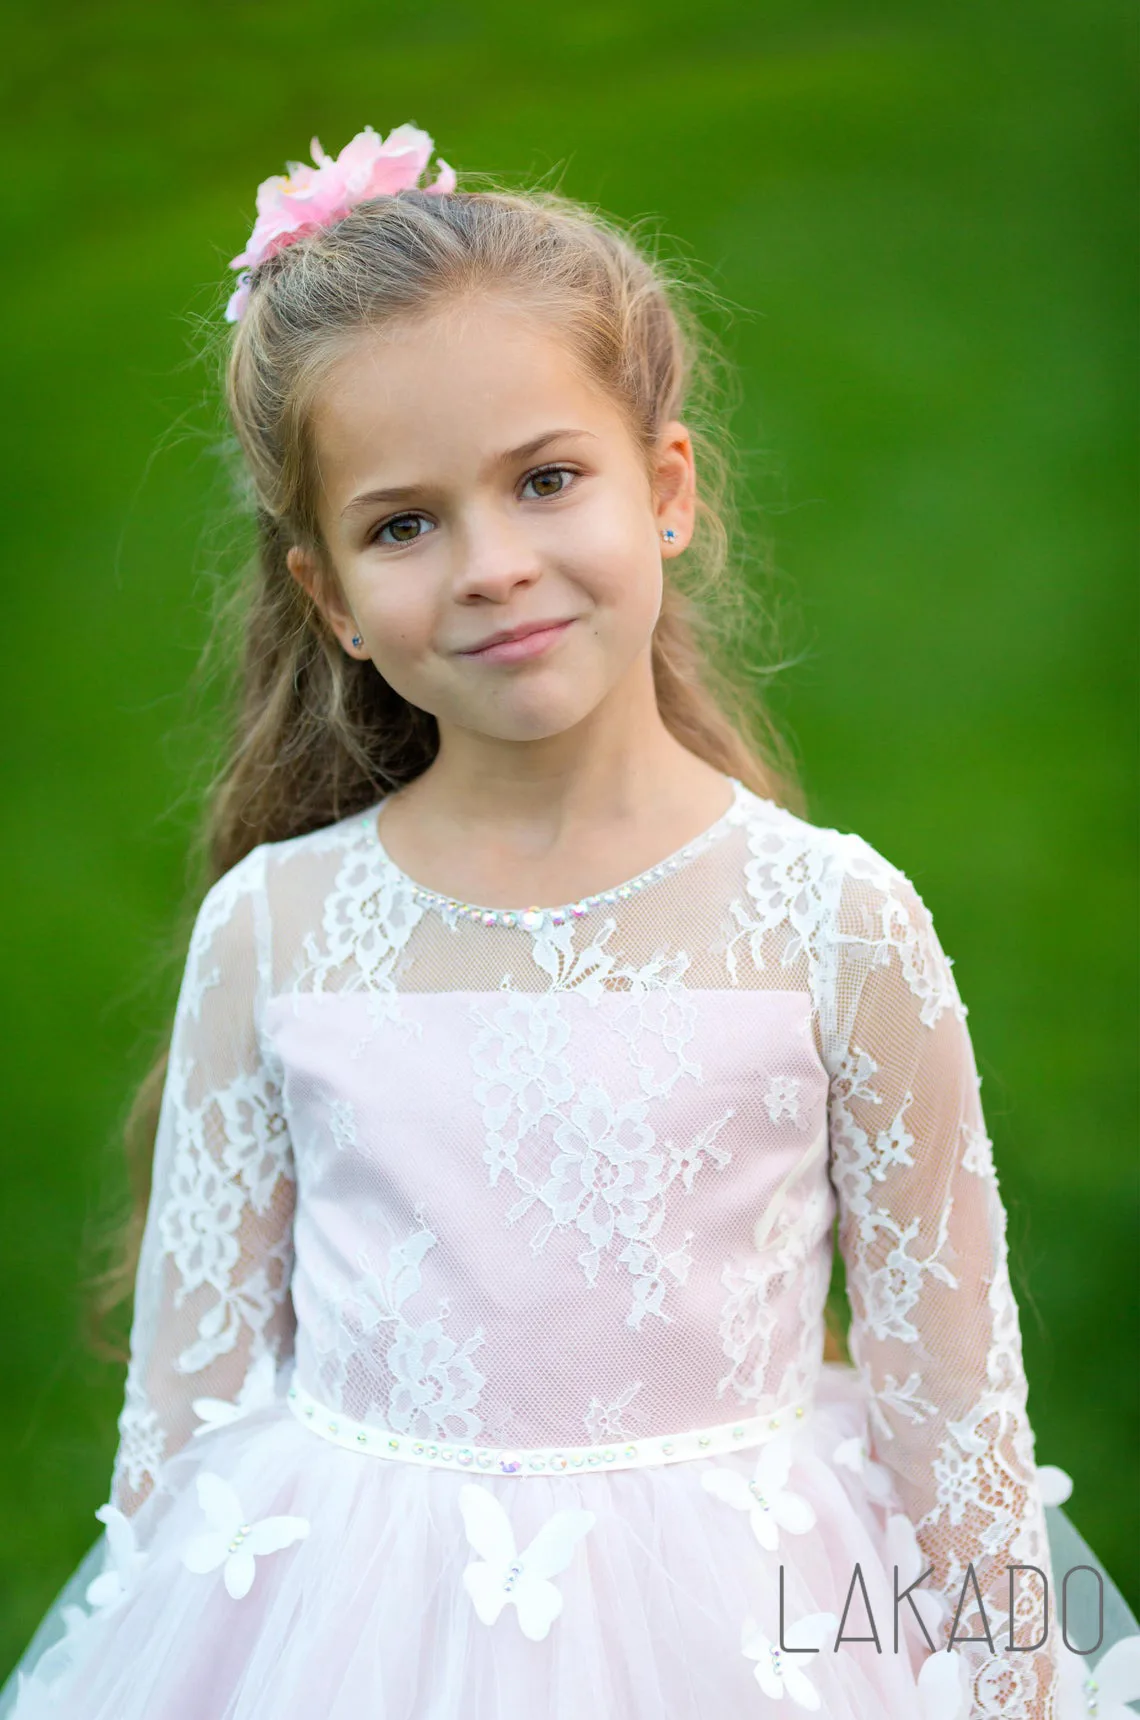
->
xmin=110 ymin=779 xmax=1059 ymax=1717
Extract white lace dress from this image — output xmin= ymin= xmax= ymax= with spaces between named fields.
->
xmin=4 ymin=779 xmax=1136 ymax=1718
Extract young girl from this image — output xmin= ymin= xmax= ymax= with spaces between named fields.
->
xmin=3 ymin=121 xmax=1137 ymax=1720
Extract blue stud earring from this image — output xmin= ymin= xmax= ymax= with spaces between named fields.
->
xmin=660 ymin=528 xmax=678 ymax=544
xmin=351 ymin=633 xmax=363 ymax=648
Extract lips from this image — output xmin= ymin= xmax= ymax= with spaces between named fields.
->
xmin=459 ymin=618 xmax=575 ymax=655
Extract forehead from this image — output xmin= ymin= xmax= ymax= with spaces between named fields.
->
xmin=308 ymin=299 xmax=628 ymax=496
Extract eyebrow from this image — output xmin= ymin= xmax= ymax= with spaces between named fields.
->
xmin=339 ymin=429 xmax=598 ymax=519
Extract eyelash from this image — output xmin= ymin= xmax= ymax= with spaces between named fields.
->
xmin=366 ymin=465 xmax=580 ymax=548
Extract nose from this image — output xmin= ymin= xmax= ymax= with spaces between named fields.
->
xmin=449 ymin=503 xmax=544 ymax=604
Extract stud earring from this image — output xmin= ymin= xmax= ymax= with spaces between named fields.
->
xmin=660 ymin=527 xmax=678 ymax=544
xmin=350 ymin=634 xmax=363 ymax=648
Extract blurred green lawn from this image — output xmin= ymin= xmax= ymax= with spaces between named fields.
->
xmin=2 ymin=0 xmax=1136 ymax=1671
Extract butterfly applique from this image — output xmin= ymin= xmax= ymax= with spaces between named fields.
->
xmin=457 ymin=1483 xmax=595 ymax=1641
xmin=701 ymin=1430 xmax=815 ymax=1550
xmin=181 ymin=1472 xmax=309 ymax=1600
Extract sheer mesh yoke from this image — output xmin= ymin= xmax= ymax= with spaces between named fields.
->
xmin=109 ymin=780 xmax=1059 ymax=1719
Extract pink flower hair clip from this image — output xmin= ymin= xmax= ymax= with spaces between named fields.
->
xmin=225 ymin=122 xmax=456 ymax=322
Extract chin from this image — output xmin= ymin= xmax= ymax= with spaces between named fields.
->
xmin=468 ymin=691 xmax=609 ymax=743
xmin=446 ymin=668 xmax=611 ymax=737
xmin=478 ymin=712 xmax=598 ymax=744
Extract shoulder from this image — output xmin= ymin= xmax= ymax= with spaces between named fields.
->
xmin=176 ymin=847 xmax=271 ymax=1003
xmin=734 ymin=783 xmax=915 ymax=904
xmin=179 ymin=807 xmax=374 ymax=990
xmin=201 ymin=804 xmax=378 ymax=912
xmin=260 ymin=802 xmax=378 ymax=865
xmin=180 ymin=804 xmax=382 ymax=975
xmin=735 ymin=787 xmax=960 ymax=1015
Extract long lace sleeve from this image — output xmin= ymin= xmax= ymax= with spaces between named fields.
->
xmin=823 ymin=835 xmax=1059 ymax=1720
xmin=109 ymin=846 xmax=297 ymax=1518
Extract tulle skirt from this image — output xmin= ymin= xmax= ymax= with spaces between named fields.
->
xmin=2 ymin=1362 xmax=1136 ymax=1719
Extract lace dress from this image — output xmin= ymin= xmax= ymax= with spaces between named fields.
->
xmin=4 ymin=778 xmax=1136 ymax=1719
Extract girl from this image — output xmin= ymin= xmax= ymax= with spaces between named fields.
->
xmin=3 ymin=122 xmax=1137 ymax=1720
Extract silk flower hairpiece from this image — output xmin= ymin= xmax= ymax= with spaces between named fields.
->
xmin=225 ymin=122 xmax=456 ymax=322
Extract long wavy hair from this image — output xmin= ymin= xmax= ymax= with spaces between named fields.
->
xmin=86 ymin=169 xmax=850 ymax=1362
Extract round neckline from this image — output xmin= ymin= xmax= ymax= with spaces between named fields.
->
xmin=363 ymin=776 xmax=750 ymax=927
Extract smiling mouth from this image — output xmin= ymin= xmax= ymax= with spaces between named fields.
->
xmin=457 ymin=619 xmax=576 ymax=663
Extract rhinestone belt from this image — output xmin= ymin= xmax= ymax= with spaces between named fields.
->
xmin=287 ymin=1378 xmax=814 ymax=1476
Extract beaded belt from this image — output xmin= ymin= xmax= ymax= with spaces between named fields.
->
xmin=287 ymin=1378 xmax=813 ymax=1476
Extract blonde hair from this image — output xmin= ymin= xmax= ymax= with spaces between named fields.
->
xmin=89 ymin=173 xmax=842 ymax=1357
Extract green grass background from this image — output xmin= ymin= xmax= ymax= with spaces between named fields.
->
xmin=2 ymin=0 xmax=1136 ymax=1671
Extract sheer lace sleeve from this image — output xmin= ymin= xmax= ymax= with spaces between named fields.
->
xmin=823 ymin=834 xmax=1059 ymax=1720
xmin=109 ymin=846 xmax=296 ymax=1518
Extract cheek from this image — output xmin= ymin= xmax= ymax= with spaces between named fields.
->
xmin=586 ymin=546 xmax=663 ymax=633
xmin=358 ymin=580 xmax=433 ymax=651
xmin=573 ymin=497 xmax=662 ymax=608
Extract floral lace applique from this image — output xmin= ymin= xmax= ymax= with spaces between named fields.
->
xmin=328 ymin=1097 xmax=358 ymax=1155
xmin=857 ymin=1203 xmax=957 ymax=1346
xmin=763 ymin=1073 xmax=811 ymax=1130
xmin=617 ymin=1229 xmax=699 ymax=1329
xmin=304 ymin=1094 xmax=361 ymax=1180
xmin=716 ymin=1166 xmax=832 ymax=1406
xmin=470 ymin=975 xmax=731 ymax=1326
xmin=295 ymin=830 xmax=426 ymax=1059
xmin=960 ymin=1118 xmax=996 ymax=1179
xmin=115 ymin=1360 xmax=167 ymax=1497
xmin=313 ymin=1209 xmax=487 ymax=1440
xmin=841 ymin=835 xmax=967 ymax=1033
xmin=717 ymin=1256 xmax=783 ymax=1403
xmin=157 ymin=1055 xmax=294 ymax=1376
xmin=605 ymin=947 xmax=703 ymax=1098
xmin=856 ymin=1362 xmax=939 ymax=1443
xmin=583 ymin=1379 xmax=644 ymax=1441
xmin=664 ymin=1108 xmax=734 ymax=1191
xmin=528 ymin=914 xmax=622 ymax=997
xmin=721 ymin=812 xmax=837 ymax=982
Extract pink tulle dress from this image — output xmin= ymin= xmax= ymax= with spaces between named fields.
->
xmin=4 ymin=779 xmax=1136 ymax=1719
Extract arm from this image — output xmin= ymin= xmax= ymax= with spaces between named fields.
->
xmin=824 ymin=834 xmax=1059 ymax=1720
xmin=110 ymin=847 xmax=296 ymax=1517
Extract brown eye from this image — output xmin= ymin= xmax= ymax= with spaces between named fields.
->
xmin=523 ymin=466 xmax=576 ymax=500
xmin=371 ymin=514 xmax=433 ymax=547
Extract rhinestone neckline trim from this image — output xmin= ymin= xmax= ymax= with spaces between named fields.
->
xmin=287 ymin=1378 xmax=813 ymax=1474
xmin=364 ymin=777 xmax=749 ymax=929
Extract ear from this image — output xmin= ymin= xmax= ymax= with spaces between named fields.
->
xmin=286 ymin=545 xmax=369 ymax=659
xmin=653 ymin=420 xmax=697 ymax=554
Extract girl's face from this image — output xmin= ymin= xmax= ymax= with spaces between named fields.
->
xmin=288 ymin=299 xmax=694 ymax=748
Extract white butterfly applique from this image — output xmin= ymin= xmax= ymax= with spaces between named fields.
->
xmin=916 ymin=1644 xmax=971 ymax=1720
xmin=701 ymin=1431 xmax=815 ymax=1551
xmin=881 ymin=1513 xmax=971 ymax=1720
xmin=457 ymin=1483 xmax=595 ymax=1641
xmin=10 ymin=1602 xmax=97 ymax=1709
xmin=1035 ymin=1462 xmax=1073 ymax=1507
xmin=1057 ymin=1634 xmax=1140 ymax=1720
xmin=191 ymin=1351 xmax=278 ymax=1437
xmin=85 ymin=1503 xmax=147 ymax=1611
xmin=741 ymin=1610 xmax=838 ymax=1710
xmin=181 ymin=1472 xmax=309 ymax=1599
xmin=832 ymin=1433 xmax=897 ymax=1506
